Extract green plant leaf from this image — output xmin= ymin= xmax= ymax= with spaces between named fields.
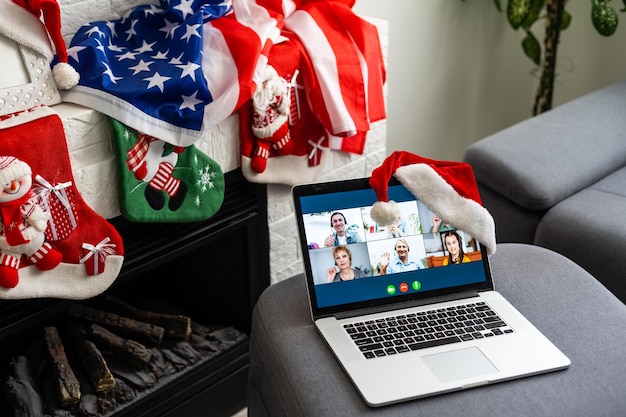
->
xmin=494 ymin=0 xmax=503 ymax=12
xmin=592 ymin=0 xmax=619 ymax=36
xmin=507 ymin=0 xmax=532 ymax=29
xmin=522 ymin=0 xmax=545 ymax=29
xmin=561 ymin=9 xmax=572 ymax=30
xmin=522 ymin=30 xmax=541 ymax=65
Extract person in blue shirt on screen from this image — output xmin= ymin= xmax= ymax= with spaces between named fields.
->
xmin=379 ymin=238 xmax=422 ymax=275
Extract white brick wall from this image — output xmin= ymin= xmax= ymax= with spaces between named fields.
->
xmin=56 ymin=1 xmax=388 ymax=284
xmin=267 ymin=118 xmax=387 ymax=284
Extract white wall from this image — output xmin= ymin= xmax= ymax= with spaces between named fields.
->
xmin=353 ymin=0 xmax=626 ymax=161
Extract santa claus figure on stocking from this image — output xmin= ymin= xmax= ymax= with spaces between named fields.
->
xmin=250 ymin=65 xmax=295 ymax=173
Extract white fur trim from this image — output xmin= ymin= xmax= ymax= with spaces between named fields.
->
xmin=395 ymin=164 xmax=497 ymax=255
xmin=0 ymin=1 xmax=54 ymax=62
xmin=53 ymin=62 xmax=80 ymax=90
xmin=0 ymin=256 xmax=123 ymax=300
xmin=241 ymin=151 xmax=331 ymax=186
xmin=370 ymin=201 xmax=401 ymax=227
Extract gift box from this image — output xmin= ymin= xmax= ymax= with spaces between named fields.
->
xmin=33 ymin=175 xmax=78 ymax=242
xmin=80 ymin=237 xmax=117 ymax=276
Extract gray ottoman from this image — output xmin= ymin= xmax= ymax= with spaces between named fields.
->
xmin=248 ymin=244 xmax=626 ymax=417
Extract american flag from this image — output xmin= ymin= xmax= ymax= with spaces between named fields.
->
xmin=61 ymin=0 xmax=385 ymax=151
xmin=284 ymin=1 xmax=386 ymax=154
xmin=62 ymin=0 xmax=281 ymax=147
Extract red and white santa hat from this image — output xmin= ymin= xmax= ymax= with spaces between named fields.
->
xmin=369 ymin=151 xmax=496 ymax=255
xmin=1 ymin=0 xmax=79 ymax=90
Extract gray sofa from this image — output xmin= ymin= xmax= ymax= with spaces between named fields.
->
xmin=463 ymin=80 xmax=626 ymax=303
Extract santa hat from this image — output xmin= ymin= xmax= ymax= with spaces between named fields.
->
xmin=369 ymin=151 xmax=496 ymax=255
xmin=2 ymin=0 xmax=79 ymax=90
xmin=0 ymin=156 xmax=31 ymax=185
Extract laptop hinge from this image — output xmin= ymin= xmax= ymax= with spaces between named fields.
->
xmin=333 ymin=291 xmax=480 ymax=320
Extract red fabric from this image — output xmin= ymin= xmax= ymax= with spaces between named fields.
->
xmin=239 ymin=35 xmax=328 ymax=172
xmin=369 ymin=151 xmax=484 ymax=205
xmin=209 ymin=14 xmax=268 ymax=115
xmin=13 ymin=0 xmax=69 ymax=63
xmin=284 ymin=1 xmax=386 ymax=153
xmin=0 ymin=107 xmax=124 ymax=271
xmin=0 ymin=193 xmax=32 ymax=246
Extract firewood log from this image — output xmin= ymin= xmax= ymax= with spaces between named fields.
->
xmin=66 ymin=324 xmax=116 ymax=392
xmin=4 ymin=376 xmax=44 ymax=417
xmin=104 ymin=296 xmax=192 ymax=340
xmin=69 ymin=304 xmax=164 ymax=345
xmin=89 ymin=324 xmax=152 ymax=370
xmin=43 ymin=326 xmax=81 ymax=407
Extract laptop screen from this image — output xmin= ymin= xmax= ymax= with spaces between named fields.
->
xmin=292 ymin=177 xmax=494 ymax=318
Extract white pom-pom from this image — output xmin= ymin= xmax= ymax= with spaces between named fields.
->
xmin=53 ymin=62 xmax=80 ymax=90
xmin=369 ymin=201 xmax=401 ymax=227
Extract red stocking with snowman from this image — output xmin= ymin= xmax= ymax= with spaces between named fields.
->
xmin=0 ymin=0 xmax=122 ymax=299
xmin=0 ymin=106 xmax=124 ymax=300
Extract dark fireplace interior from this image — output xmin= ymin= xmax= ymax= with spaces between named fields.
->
xmin=0 ymin=170 xmax=269 ymax=417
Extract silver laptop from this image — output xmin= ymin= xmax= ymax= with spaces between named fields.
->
xmin=292 ymin=177 xmax=570 ymax=407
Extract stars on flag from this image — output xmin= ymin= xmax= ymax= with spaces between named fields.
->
xmin=67 ymin=0 xmax=233 ymax=131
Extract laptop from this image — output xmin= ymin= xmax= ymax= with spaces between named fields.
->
xmin=292 ymin=177 xmax=570 ymax=407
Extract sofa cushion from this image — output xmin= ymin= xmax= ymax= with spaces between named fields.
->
xmin=535 ymin=166 xmax=626 ymax=301
xmin=474 ymin=184 xmax=546 ymax=243
xmin=464 ymin=80 xmax=626 ymax=211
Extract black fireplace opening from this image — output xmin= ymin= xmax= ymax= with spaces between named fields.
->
xmin=0 ymin=170 xmax=269 ymax=417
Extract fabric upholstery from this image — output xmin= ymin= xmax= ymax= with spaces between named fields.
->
xmin=536 ymin=167 xmax=626 ymax=301
xmin=248 ymin=244 xmax=626 ymax=417
xmin=463 ymin=80 xmax=626 ymax=303
xmin=464 ymin=80 xmax=626 ymax=211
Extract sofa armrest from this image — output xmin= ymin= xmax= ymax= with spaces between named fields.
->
xmin=464 ymin=80 xmax=626 ymax=211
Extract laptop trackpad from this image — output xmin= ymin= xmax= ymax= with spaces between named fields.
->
xmin=422 ymin=347 xmax=498 ymax=383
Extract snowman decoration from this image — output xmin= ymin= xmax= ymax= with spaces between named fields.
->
xmin=0 ymin=156 xmax=62 ymax=288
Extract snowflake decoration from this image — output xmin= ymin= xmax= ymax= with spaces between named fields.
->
xmin=196 ymin=163 xmax=216 ymax=193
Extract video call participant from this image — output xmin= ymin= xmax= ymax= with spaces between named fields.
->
xmin=324 ymin=212 xmax=362 ymax=247
xmin=430 ymin=215 xmax=455 ymax=233
xmin=379 ymin=238 xmax=422 ymax=275
xmin=442 ymin=231 xmax=471 ymax=266
xmin=326 ymin=246 xmax=367 ymax=283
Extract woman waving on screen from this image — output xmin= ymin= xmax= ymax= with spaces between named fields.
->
xmin=326 ymin=246 xmax=366 ymax=283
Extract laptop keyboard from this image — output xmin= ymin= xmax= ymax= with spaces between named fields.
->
xmin=343 ymin=301 xmax=514 ymax=359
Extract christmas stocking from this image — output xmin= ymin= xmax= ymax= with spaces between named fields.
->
xmin=0 ymin=106 xmax=124 ymax=300
xmin=240 ymin=36 xmax=330 ymax=186
xmin=109 ymin=118 xmax=225 ymax=223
